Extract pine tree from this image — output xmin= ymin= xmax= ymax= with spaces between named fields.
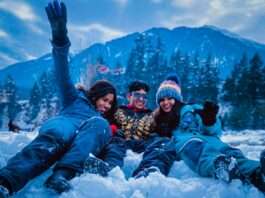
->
xmin=247 ymin=53 xmax=264 ymax=105
xmin=170 ymin=50 xmax=185 ymax=79
xmin=39 ymin=71 xmax=56 ymax=121
xmin=153 ymin=37 xmax=168 ymax=79
xmin=222 ymin=53 xmax=248 ymax=104
xmin=247 ymin=53 xmax=265 ymax=129
xmin=190 ymin=52 xmax=202 ymax=102
xmin=126 ymin=34 xmax=146 ymax=81
xmin=234 ymin=54 xmax=248 ymax=103
xmin=261 ymin=65 xmax=265 ymax=100
xmin=3 ymin=75 xmax=18 ymax=120
xmin=224 ymin=54 xmax=250 ymax=129
xmin=0 ymin=85 xmax=5 ymax=128
xmin=225 ymin=53 xmax=265 ymax=129
xmin=179 ymin=54 xmax=192 ymax=101
xmin=146 ymin=36 xmax=167 ymax=107
xmin=197 ymin=54 xmax=219 ymax=102
xmin=29 ymin=81 xmax=42 ymax=120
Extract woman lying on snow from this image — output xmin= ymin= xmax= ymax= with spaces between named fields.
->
xmin=0 ymin=1 xmax=121 ymax=197
xmin=133 ymin=75 xmax=265 ymax=193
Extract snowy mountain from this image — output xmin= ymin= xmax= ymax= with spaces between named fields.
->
xmin=1 ymin=25 xmax=265 ymax=91
xmin=0 ymin=130 xmax=264 ymax=197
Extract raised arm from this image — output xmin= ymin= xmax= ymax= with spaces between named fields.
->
xmin=45 ymin=0 xmax=77 ymax=107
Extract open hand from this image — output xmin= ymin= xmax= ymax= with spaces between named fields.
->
xmin=45 ymin=0 xmax=69 ymax=46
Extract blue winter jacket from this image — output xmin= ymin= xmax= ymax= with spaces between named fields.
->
xmin=173 ymin=104 xmax=222 ymax=154
xmin=43 ymin=42 xmax=101 ymax=128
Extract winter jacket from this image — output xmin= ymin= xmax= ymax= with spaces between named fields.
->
xmin=113 ymin=105 xmax=153 ymax=140
xmin=173 ymin=104 xmax=222 ymax=155
xmin=52 ymin=43 xmax=100 ymax=122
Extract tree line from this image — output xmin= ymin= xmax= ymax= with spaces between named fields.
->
xmin=0 ymin=71 xmax=59 ymax=130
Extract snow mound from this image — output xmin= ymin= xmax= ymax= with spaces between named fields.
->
xmin=0 ymin=130 xmax=264 ymax=198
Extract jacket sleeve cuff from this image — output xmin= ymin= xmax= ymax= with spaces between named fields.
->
xmin=203 ymin=118 xmax=222 ymax=137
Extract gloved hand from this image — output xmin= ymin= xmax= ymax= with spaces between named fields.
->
xmin=45 ymin=0 xmax=69 ymax=46
xmin=196 ymin=100 xmax=219 ymax=126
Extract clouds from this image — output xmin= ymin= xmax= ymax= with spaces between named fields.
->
xmin=68 ymin=23 xmax=126 ymax=51
xmin=170 ymin=0 xmax=196 ymax=8
xmin=0 ymin=52 xmax=17 ymax=67
xmin=69 ymin=23 xmax=125 ymax=41
xmin=0 ymin=1 xmax=38 ymax=22
xmin=112 ymin=0 xmax=129 ymax=7
xmin=0 ymin=0 xmax=264 ymax=68
xmin=0 ymin=1 xmax=44 ymax=37
xmin=0 ymin=29 xmax=8 ymax=38
xmin=153 ymin=0 xmax=265 ymax=43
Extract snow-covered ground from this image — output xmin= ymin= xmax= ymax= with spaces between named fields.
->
xmin=0 ymin=130 xmax=264 ymax=198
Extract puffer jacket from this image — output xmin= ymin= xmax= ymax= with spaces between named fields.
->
xmin=173 ymin=104 xmax=222 ymax=154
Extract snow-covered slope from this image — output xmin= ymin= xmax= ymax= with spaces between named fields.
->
xmin=0 ymin=130 xmax=264 ymax=198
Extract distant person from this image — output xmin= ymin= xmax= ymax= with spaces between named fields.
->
xmin=8 ymin=120 xmax=20 ymax=133
xmin=0 ymin=1 xmax=118 ymax=197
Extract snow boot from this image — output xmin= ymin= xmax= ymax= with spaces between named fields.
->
xmin=214 ymin=155 xmax=241 ymax=183
xmin=134 ymin=167 xmax=160 ymax=179
xmin=44 ymin=168 xmax=76 ymax=194
xmin=0 ymin=186 xmax=9 ymax=198
xmin=84 ymin=156 xmax=111 ymax=177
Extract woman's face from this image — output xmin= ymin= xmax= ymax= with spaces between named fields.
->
xmin=96 ymin=93 xmax=114 ymax=114
xmin=159 ymin=97 xmax=175 ymax=113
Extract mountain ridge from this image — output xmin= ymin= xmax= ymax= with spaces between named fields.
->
xmin=1 ymin=25 xmax=265 ymax=91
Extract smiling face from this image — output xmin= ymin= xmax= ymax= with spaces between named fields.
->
xmin=95 ymin=93 xmax=114 ymax=114
xmin=159 ymin=97 xmax=176 ymax=113
xmin=127 ymin=89 xmax=147 ymax=110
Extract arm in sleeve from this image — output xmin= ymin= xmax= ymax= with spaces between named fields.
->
xmin=52 ymin=42 xmax=78 ymax=107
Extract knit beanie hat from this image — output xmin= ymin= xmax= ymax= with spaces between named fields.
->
xmin=156 ymin=74 xmax=183 ymax=105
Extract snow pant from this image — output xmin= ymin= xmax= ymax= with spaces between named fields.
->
xmin=0 ymin=116 xmax=111 ymax=193
xmin=132 ymin=135 xmax=260 ymax=179
xmin=97 ymin=136 xmax=127 ymax=169
xmin=132 ymin=137 xmax=177 ymax=176
xmin=125 ymin=135 xmax=160 ymax=153
xmin=100 ymin=134 xmax=160 ymax=173
xmin=178 ymin=137 xmax=260 ymax=178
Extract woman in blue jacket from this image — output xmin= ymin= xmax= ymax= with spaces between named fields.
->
xmin=0 ymin=1 xmax=118 ymax=197
xmin=134 ymin=75 xmax=265 ymax=192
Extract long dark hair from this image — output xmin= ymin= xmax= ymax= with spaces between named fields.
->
xmin=86 ymin=80 xmax=117 ymax=122
xmin=153 ymin=100 xmax=184 ymax=137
